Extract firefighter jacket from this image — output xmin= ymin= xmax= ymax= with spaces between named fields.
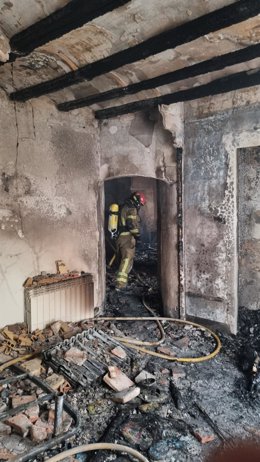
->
xmin=118 ymin=200 xmax=141 ymax=238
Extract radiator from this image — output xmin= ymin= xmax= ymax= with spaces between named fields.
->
xmin=25 ymin=274 xmax=94 ymax=332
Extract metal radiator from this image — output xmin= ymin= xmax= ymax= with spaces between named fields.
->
xmin=25 ymin=274 xmax=94 ymax=331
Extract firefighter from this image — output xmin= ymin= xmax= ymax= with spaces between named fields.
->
xmin=115 ymin=191 xmax=146 ymax=291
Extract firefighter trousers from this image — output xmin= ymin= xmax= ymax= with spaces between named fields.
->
xmin=116 ymin=233 xmax=136 ymax=288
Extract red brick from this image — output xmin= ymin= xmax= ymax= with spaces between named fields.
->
xmin=30 ymin=423 xmax=48 ymax=442
xmin=24 ymin=405 xmax=40 ymax=423
xmin=12 ymin=395 xmax=36 ymax=408
xmin=5 ymin=413 xmax=32 ymax=437
xmin=194 ymin=431 xmax=215 ymax=444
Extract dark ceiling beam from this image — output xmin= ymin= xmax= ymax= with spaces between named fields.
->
xmin=57 ymin=43 xmax=260 ymax=111
xmin=95 ymin=68 xmax=260 ymax=119
xmin=9 ymin=0 xmax=130 ymax=56
xmin=10 ymin=0 xmax=260 ymax=102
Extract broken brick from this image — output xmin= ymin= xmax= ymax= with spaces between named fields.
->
xmin=23 ymin=358 xmax=42 ymax=376
xmin=157 ymin=346 xmax=176 ymax=356
xmin=0 ymin=448 xmax=14 ymax=460
xmin=135 ymin=370 xmax=155 ymax=384
xmin=161 ymin=368 xmax=170 ymax=375
xmin=24 ymin=404 xmax=40 ymax=423
xmin=30 ymin=421 xmax=48 ymax=442
xmin=64 ymin=347 xmax=87 ymax=366
xmin=60 ymin=322 xmax=71 ymax=333
xmin=0 ymin=422 xmax=11 ymax=435
xmin=103 ymin=366 xmax=134 ymax=392
xmin=5 ymin=413 xmax=32 ymax=437
xmin=50 ymin=321 xmax=62 ymax=335
xmin=111 ymin=346 xmax=127 ymax=359
xmin=18 ymin=335 xmax=32 ymax=347
xmin=12 ymin=394 xmax=36 ymax=408
xmin=173 ymin=336 xmax=190 ymax=349
xmin=112 ymin=386 xmax=140 ymax=403
xmin=63 ymin=327 xmax=81 ymax=339
xmin=2 ymin=328 xmax=16 ymax=341
xmin=194 ymin=431 xmax=215 ymax=444
xmin=46 ymin=373 xmax=65 ymax=390
xmin=171 ymin=366 xmax=186 ymax=380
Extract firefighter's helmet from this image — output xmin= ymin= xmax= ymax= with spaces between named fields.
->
xmin=132 ymin=191 xmax=147 ymax=207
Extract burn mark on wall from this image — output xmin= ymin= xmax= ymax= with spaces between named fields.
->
xmin=184 ymin=112 xmax=237 ymax=326
xmin=238 ymin=146 xmax=260 ymax=310
xmin=129 ymin=111 xmax=155 ymax=147
xmin=1 ymin=171 xmax=31 ymax=196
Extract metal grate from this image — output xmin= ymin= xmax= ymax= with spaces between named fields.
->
xmin=43 ymin=329 xmax=136 ymax=388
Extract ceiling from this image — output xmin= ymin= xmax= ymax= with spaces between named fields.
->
xmin=0 ymin=0 xmax=259 ymax=115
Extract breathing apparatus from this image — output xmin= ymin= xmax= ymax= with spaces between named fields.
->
xmin=108 ymin=203 xmax=119 ymax=238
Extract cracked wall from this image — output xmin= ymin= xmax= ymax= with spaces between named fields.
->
xmin=183 ymin=86 xmax=260 ymax=333
xmin=0 ymin=90 xmax=100 ymax=326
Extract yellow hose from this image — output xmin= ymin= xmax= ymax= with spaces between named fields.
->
xmin=112 ymin=296 xmax=166 ymax=347
xmin=0 ymin=352 xmax=37 ymax=372
xmin=45 ymin=443 xmax=149 ymax=462
xmin=96 ymin=316 xmax=221 ymax=363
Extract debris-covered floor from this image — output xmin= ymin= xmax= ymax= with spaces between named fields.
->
xmin=0 ymin=246 xmax=260 ymax=461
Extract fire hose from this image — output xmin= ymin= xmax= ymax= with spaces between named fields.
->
xmin=45 ymin=443 xmax=149 ymax=462
xmin=105 ymin=238 xmax=221 ymax=362
xmin=96 ymin=315 xmax=221 ymax=363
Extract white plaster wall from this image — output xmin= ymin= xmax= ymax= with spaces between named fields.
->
xmin=183 ymin=86 xmax=260 ymax=333
xmin=99 ymin=111 xmax=176 ymax=183
xmin=0 ymin=92 xmax=100 ymax=326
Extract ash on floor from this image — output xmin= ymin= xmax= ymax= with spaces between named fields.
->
xmin=56 ymin=248 xmax=260 ymax=462
xmin=3 ymin=245 xmax=259 ymax=462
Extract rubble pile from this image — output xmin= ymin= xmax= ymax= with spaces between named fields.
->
xmin=0 ymin=362 xmax=77 ymax=460
xmin=0 ymin=319 xmax=96 ymax=362
xmin=0 ymin=248 xmax=260 ymax=461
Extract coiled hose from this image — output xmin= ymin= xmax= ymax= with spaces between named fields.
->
xmin=105 ymin=238 xmax=221 ymax=362
xmin=97 ymin=316 xmax=221 ymax=363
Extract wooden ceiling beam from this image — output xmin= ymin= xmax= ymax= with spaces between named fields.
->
xmin=10 ymin=0 xmax=260 ymax=102
xmin=95 ymin=69 xmax=260 ymax=119
xmin=57 ymin=43 xmax=260 ymax=111
xmin=10 ymin=0 xmax=130 ymax=55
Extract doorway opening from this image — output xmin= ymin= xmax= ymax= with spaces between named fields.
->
xmin=103 ymin=175 xmax=180 ymax=319
xmin=105 ymin=176 xmax=158 ymax=293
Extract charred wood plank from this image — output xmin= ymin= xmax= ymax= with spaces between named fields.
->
xmin=95 ymin=69 xmax=260 ymax=119
xmin=10 ymin=0 xmax=260 ymax=102
xmin=9 ymin=0 xmax=130 ymax=55
xmin=57 ymin=44 xmax=260 ymax=111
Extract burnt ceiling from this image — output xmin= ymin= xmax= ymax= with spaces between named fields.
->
xmin=0 ymin=0 xmax=259 ymax=118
